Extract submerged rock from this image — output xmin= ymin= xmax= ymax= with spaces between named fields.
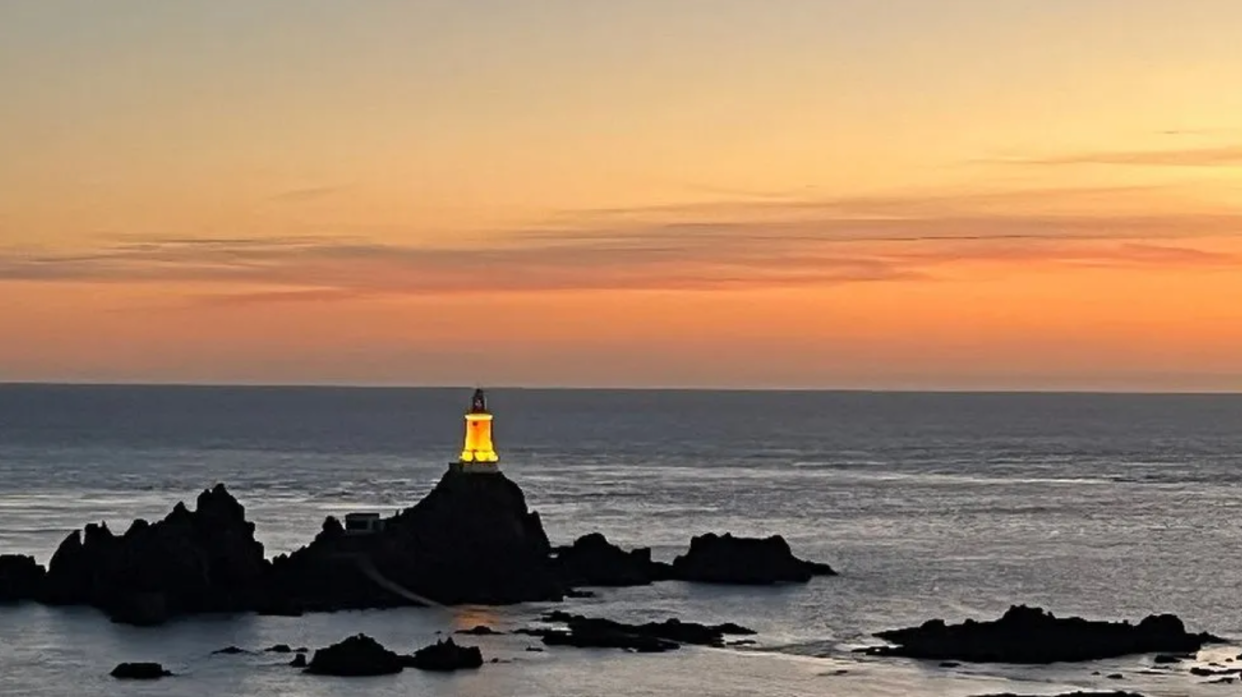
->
xmin=976 ymin=693 xmax=1146 ymax=697
xmin=110 ymin=662 xmax=172 ymax=680
xmin=269 ymin=469 xmax=563 ymax=610
xmin=305 ymin=634 xmax=404 ymax=677
xmin=553 ymin=533 xmax=671 ymax=587
xmin=213 ymin=646 xmax=249 ymax=655
xmin=456 ymin=625 xmax=502 ymax=636
xmin=523 ymin=612 xmax=755 ymax=652
xmin=0 ymin=554 xmax=45 ymax=603
xmin=290 ymin=654 xmax=308 ymax=668
xmin=867 ymin=605 xmax=1223 ymax=664
xmin=43 ymin=484 xmax=268 ymax=625
xmin=670 ymin=533 xmax=835 ymax=585
xmin=404 ymin=638 xmax=484 ymax=672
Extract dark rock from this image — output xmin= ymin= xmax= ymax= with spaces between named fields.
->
xmin=44 ymin=484 xmax=268 ymax=625
xmin=529 ymin=612 xmax=755 ymax=652
xmin=110 ymin=662 xmax=173 ymax=680
xmin=565 ymin=589 xmax=597 ymax=599
xmin=1209 ymin=677 xmax=1237 ymax=684
xmin=1106 ymin=673 xmax=1124 ymax=680
xmin=525 ymin=647 xmax=544 ymax=652
xmin=270 ymin=470 xmax=562 ymax=610
xmin=553 ymin=533 xmax=671 ymax=587
xmin=1189 ymin=666 xmax=1242 ymax=677
xmin=306 ymin=634 xmax=404 ymax=676
xmin=1152 ymin=654 xmax=1184 ymax=664
xmin=0 ymin=555 xmax=45 ymax=603
xmin=670 ymin=533 xmax=835 ymax=585
xmin=265 ymin=644 xmax=293 ymax=653
xmin=213 ymin=646 xmax=249 ymax=655
xmin=403 ymin=638 xmax=484 ymax=672
xmin=867 ymin=605 xmax=1223 ymax=664
xmin=940 ymin=661 xmax=961 ymax=668
xmin=456 ymin=625 xmax=502 ymax=636
xmin=290 ymin=654 xmax=307 ymax=668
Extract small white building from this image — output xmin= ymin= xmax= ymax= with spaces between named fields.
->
xmin=344 ymin=512 xmax=384 ymax=535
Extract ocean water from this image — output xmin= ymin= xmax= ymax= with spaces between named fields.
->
xmin=1 ymin=385 xmax=1241 ymax=696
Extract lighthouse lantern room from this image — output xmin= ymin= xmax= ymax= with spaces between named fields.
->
xmin=453 ymin=388 xmax=500 ymax=473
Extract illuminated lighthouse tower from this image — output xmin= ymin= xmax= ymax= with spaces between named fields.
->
xmin=453 ymin=388 xmax=500 ymax=473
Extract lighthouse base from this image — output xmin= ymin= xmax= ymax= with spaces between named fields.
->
xmin=449 ymin=461 xmax=500 ymax=474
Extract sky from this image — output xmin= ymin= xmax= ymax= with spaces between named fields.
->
xmin=3 ymin=0 xmax=1242 ymax=390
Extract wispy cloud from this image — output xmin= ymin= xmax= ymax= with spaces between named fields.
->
xmin=2 ymin=187 xmax=1239 ymax=302
xmin=997 ymin=145 xmax=1242 ymax=168
xmin=268 ymin=185 xmax=348 ymax=203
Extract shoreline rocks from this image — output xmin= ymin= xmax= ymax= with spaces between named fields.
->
xmin=866 ymin=605 xmax=1223 ymax=664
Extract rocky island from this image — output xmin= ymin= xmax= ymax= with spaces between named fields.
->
xmin=0 ymin=388 xmax=834 ymax=624
xmin=866 ymin=605 xmax=1223 ymax=664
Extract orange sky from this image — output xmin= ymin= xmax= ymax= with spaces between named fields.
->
xmin=2 ymin=1 xmax=1242 ymax=390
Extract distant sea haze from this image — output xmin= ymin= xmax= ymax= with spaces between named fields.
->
xmin=2 ymin=385 xmax=1241 ymax=696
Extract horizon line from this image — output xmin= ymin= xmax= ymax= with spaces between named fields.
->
xmin=2 ymin=380 xmax=1241 ymax=397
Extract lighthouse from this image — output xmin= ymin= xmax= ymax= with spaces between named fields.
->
xmin=453 ymin=388 xmax=500 ymax=473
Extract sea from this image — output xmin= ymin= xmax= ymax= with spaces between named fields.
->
xmin=1 ymin=385 xmax=1240 ymax=697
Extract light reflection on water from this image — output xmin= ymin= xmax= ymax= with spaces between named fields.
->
xmin=3 ymin=387 xmax=1242 ymax=695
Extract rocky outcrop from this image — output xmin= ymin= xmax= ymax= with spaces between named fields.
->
xmin=28 ymin=474 xmax=845 ymax=619
xmin=553 ymin=533 xmax=671 ymax=587
xmin=0 ymin=555 xmax=45 ymax=603
xmin=305 ymin=634 xmax=404 ymax=677
xmin=670 ymin=533 xmax=835 ymax=585
xmin=404 ymin=639 xmax=484 ymax=671
xmin=269 ymin=470 xmax=563 ymax=610
xmin=110 ymin=663 xmax=172 ymax=680
xmin=43 ymin=484 xmax=268 ymax=625
xmin=867 ymin=605 xmax=1223 ymax=664
xmin=521 ymin=611 xmax=756 ymax=652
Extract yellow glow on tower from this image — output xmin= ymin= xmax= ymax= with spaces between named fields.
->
xmin=459 ymin=388 xmax=499 ymax=466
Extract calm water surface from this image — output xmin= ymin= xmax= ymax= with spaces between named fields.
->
xmin=1 ymin=386 xmax=1240 ymax=696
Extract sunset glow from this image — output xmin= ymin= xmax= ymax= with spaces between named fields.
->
xmin=3 ymin=1 xmax=1242 ymax=389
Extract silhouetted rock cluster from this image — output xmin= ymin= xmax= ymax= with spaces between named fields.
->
xmin=0 ymin=554 xmax=45 ymax=603
xmin=554 ymin=531 xmax=834 ymax=587
xmin=867 ymin=605 xmax=1223 ymax=664
xmin=110 ymin=662 xmax=172 ymax=680
xmin=519 ymin=611 xmax=756 ymax=653
xmin=3 ymin=471 xmax=837 ymax=623
xmin=304 ymin=634 xmax=483 ymax=676
xmin=671 ymin=533 xmax=836 ymax=584
xmin=43 ymin=484 xmax=268 ymax=625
